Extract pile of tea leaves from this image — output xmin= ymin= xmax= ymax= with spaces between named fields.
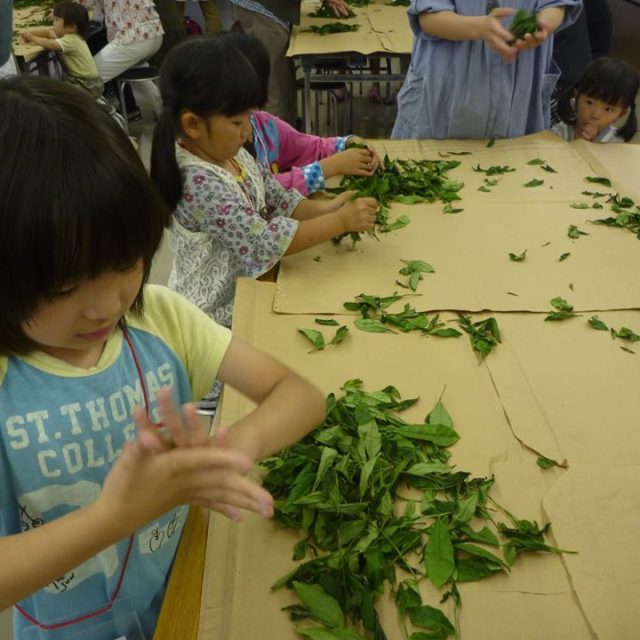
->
xmin=309 ymin=2 xmax=356 ymax=17
xmin=328 ymin=155 xmax=463 ymax=244
xmin=261 ymin=381 xmax=570 ymax=639
xmin=307 ymin=22 xmax=359 ymax=34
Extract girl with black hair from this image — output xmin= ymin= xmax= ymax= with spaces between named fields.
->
xmin=219 ymin=30 xmax=383 ymax=197
xmin=0 ymin=75 xmax=325 ymax=640
xmin=150 ymin=35 xmax=378 ymax=328
xmin=552 ymin=57 xmax=639 ymax=142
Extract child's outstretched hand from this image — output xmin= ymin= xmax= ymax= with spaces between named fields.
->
xmin=338 ymin=197 xmax=379 ymax=233
xmin=512 ymin=23 xmax=551 ymax=54
xmin=97 ymin=388 xmax=274 ymax=535
xmin=21 ymin=32 xmax=35 ymax=43
xmin=480 ymin=7 xmax=518 ymax=63
xmin=327 ymin=147 xmax=376 ymax=178
xmin=348 ymin=136 xmax=382 ymax=172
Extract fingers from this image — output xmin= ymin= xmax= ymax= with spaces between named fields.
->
xmin=133 ymin=405 xmax=169 ymax=453
xmin=490 ymin=7 xmax=516 ymax=19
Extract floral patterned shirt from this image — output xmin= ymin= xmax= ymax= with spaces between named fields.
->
xmin=169 ymin=146 xmax=303 ymax=327
xmin=78 ymin=0 xmax=164 ymax=45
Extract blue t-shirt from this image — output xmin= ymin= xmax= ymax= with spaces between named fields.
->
xmin=0 ymin=286 xmax=231 ymax=640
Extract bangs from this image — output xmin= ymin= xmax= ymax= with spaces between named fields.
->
xmin=42 ymin=138 xmax=165 ymax=295
xmin=215 ymin=60 xmax=263 ymax=117
xmin=578 ymin=58 xmax=640 ymax=108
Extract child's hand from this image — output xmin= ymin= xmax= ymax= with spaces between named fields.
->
xmin=579 ymin=122 xmax=599 ymax=141
xmin=338 ymin=197 xmax=378 ymax=233
xmin=21 ymin=32 xmax=35 ymax=43
xmin=348 ymin=136 xmax=382 ymax=172
xmin=512 ymin=23 xmax=550 ymax=54
xmin=97 ymin=389 xmax=274 ymax=533
xmin=331 ymin=147 xmax=377 ymax=177
xmin=326 ymin=0 xmax=351 ymax=17
xmin=480 ymin=8 xmax=518 ymax=63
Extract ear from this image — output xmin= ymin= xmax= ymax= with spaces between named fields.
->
xmin=180 ymin=111 xmax=204 ymax=141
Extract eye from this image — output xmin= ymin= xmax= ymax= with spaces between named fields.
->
xmin=50 ymin=285 xmax=78 ymax=298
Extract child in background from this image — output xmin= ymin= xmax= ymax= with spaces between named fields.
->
xmin=392 ymin=0 xmax=582 ymax=140
xmin=21 ymin=2 xmax=103 ymax=98
xmin=552 ymin=57 xmax=639 ymax=142
xmin=151 ymin=36 xmax=378 ymax=328
xmin=0 ymin=75 xmax=325 ymax=640
xmin=222 ymin=31 xmax=383 ymax=197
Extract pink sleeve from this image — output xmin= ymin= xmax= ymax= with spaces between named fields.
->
xmin=271 ymin=115 xmax=340 ymax=170
xmin=274 ymin=167 xmax=310 ymax=196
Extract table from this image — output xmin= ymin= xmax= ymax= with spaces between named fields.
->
xmin=287 ymin=0 xmax=412 ymax=133
xmin=154 ymin=134 xmax=640 ymax=640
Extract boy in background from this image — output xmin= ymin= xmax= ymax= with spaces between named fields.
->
xmin=21 ymin=2 xmax=103 ymax=98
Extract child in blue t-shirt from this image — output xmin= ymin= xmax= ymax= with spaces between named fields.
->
xmin=0 ymin=75 xmax=325 ymax=640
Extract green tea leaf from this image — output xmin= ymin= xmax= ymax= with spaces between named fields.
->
xmin=456 ymin=557 xmax=503 ymax=582
xmin=550 ymin=297 xmax=573 ymax=312
xmin=558 ymin=252 xmax=571 ymax=262
xmin=568 ymin=225 xmax=588 ymax=239
xmin=509 ymin=8 xmax=538 ymax=40
xmin=613 ymin=327 xmax=640 ymax=342
xmin=382 ymin=214 xmax=411 ymax=233
xmin=585 ymin=175 xmax=612 ymax=187
xmin=541 ymin=164 xmax=557 ymax=173
xmin=293 ymin=581 xmax=345 ymax=628
xmin=545 ymin=311 xmax=577 ymax=321
xmin=620 ymin=346 xmax=636 ymax=355
xmin=354 ymin=318 xmax=394 ymax=333
xmin=459 ymin=525 xmax=499 ymax=547
xmin=473 ymin=164 xmax=514 ymax=176
xmin=330 ymin=326 xmax=349 ymax=346
xmin=313 ymin=255 xmax=322 ymax=262
xmin=429 ymin=328 xmax=463 ymax=337
xmin=456 ymin=542 xmax=507 ymax=568
xmin=442 ymin=203 xmax=463 ymax=214
xmin=315 ymin=318 xmax=340 ymax=326
xmin=536 ymin=456 xmax=558 ymax=469
xmin=486 ymin=138 xmax=495 ymax=147
xmin=394 ymin=194 xmax=426 ymax=205
xmin=426 ymin=519 xmax=456 ymax=588
xmin=527 ymin=158 xmax=545 ymax=165
xmin=298 ymin=329 xmax=325 ymax=351
xmin=478 ymin=185 xmax=491 ymax=192
xmin=427 ymin=399 xmax=453 ymax=428
xmin=570 ymin=203 xmax=590 ymax=209
xmin=508 ymin=250 xmax=527 ymax=262
xmin=588 ymin=315 xmax=609 ymax=331
xmin=408 ymin=605 xmax=455 ymax=635
xmin=524 ymin=178 xmax=544 ymax=188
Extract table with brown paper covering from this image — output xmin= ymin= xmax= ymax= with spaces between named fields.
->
xmin=154 ymin=134 xmax=640 ymax=640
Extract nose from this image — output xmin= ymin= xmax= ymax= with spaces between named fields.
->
xmin=83 ymin=277 xmax=125 ymax=320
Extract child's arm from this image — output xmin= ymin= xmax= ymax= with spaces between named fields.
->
xmin=0 ymin=401 xmax=270 ymax=609
xmin=284 ymin=191 xmax=377 ymax=254
xmin=21 ymin=30 xmax=61 ymax=50
xmin=216 ymin=337 xmax=326 ymax=461
xmin=419 ymin=8 xmax=518 ymax=61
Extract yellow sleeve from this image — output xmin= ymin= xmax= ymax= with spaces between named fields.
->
xmin=127 ymin=285 xmax=232 ymax=401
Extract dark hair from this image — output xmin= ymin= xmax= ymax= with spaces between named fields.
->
xmin=0 ymin=76 xmax=171 ymax=356
xmin=557 ymin=57 xmax=640 ymax=142
xmin=53 ymin=1 xmax=90 ymax=39
xmin=150 ymin=34 xmax=263 ymax=210
xmin=216 ymin=31 xmax=271 ymax=108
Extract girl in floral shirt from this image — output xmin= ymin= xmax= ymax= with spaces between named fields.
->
xmin=150 ymin=35 xmax=378 ymax=327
